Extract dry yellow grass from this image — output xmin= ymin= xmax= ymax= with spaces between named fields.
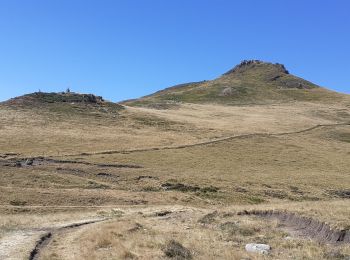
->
xmin=0 ymin=100 xmax=348 ymax=157
xmin=37 ymin=205 xmax=350 ymax=260
xmin=0 ymin=97 xmax=349 ymax=259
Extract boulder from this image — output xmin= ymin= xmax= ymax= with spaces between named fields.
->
xmin=219 ymin=87 xmax=233 ymax=96
xmin=245 ymin=243 xmax=271 ymax=254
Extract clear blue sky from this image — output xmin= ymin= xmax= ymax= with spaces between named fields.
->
xmin=0 ymin=0 xmax=349 ymax=102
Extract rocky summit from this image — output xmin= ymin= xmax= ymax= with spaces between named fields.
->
xmin=223 ymin=60 xmax=289 ymax=75
xmin=123 ymin=60 xmax=345 ymax=107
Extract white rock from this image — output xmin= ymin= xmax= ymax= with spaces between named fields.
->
xmin=245 ymin=243 xmax=271 ymax=254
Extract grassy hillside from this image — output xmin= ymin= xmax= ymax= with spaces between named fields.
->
xmin=2 ymin=91 xmax=124 ymax=116
xmin=0 ymin=64 xmax=349 ymax=259
xmin=123 ymin=60 xmax=348 ymax=107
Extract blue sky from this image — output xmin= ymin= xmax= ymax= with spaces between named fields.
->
xmin=0 ymin=0 xmax=349 ymax=102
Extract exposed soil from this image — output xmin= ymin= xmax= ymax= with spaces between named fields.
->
xmin=0 ymin=157 xmax=142 ymax=169
xmin=239 ymin=210 xmax=350 ymax=244
xmin=328 ymin=190 xmax=350 ymax=199
xmin=29 ymin=218 xmax=108 ymax=260
xmin=161 ymin=182 xmax=219 ymax=193
xmin=2 ymin=206 xmax=349 ymax=259
xmin=0 ymin=230 xmax=45 ymax=260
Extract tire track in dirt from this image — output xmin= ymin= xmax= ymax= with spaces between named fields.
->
xmin=29 ymin=218 xmax=109 ymax=260
xmin=3 ymin=206 xmax=348 ymax=259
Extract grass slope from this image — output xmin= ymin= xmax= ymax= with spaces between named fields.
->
xmin=0 ymin=63 xmax=349 ymax=259
xmin=123 ymin=60 xmax=348 ymax=106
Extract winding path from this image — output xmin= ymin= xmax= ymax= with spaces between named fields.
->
xmin=0 ymin=218 xmax=108 ymax=260
xmin=1 ymin=122 xmax=349 ymax=259
xmin=54 ymin=122 xmax=350 ymax=157
xmin=29 ymin=218 xmax=108 ymax=260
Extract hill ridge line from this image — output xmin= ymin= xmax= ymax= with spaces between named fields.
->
xmin=46 ymin=122 xmax=349 ymax=158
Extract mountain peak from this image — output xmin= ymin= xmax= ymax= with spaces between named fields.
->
xmin=122 ymin=60 xmax=347 ymax=107
xmin=223 ymin=60 xmax=289 ymax=76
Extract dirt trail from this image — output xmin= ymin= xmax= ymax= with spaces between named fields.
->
xmin=29 ymin=218 xmax=108 ymax=260
xmin=1 ymin=122 xmax=347 ymax=160
xmin=0 ymin=218 xmax=108 ymax=260
xmin=0 ymin=230 xmax=45 ymax=260
xmin=50 ymin=122 xmax=350 ymax=157
xmin=2 ymin=206 xmax=349 ymax=259
xmin=25 ymin=207 xmax=350 ymax=260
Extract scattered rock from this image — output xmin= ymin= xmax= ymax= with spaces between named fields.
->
xmin=245 ymin=243 xmax=271 ymax=254
xmin=155 ymin=211 xmax=172 ymax=217
xmin=219 ymin=87 xmax=233 ymax=96
xmin=25 ymin=159 xmax=34 ymax=166
xmin=163 ymin=240 xmax=192 ymax=259
xmin=270 ymin=75 xmax=282 ymax=81
xmin=223 ymin=60 xmax=289 ymax=75
xmin=15 ymin=161 xmax=22 ymax=167
xmin=15 ymin=158 xmax=34 ymax=167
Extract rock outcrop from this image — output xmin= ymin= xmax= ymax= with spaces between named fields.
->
xmin=223 ymin=60 xmax=289 ymax=75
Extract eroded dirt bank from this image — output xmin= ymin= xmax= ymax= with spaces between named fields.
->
xmin=240 ymin=210 xmax=350 ymax=243
xmin=29 ymin=218 xmax=108 ymax=260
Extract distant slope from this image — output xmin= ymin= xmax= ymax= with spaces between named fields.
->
xmin=0 ymin=70 xmax=348 ymax=157
xmin=1 ymin=92 xmax=124 ymax=116
xmin=123 ymin=60 xmax=348 ymax=107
